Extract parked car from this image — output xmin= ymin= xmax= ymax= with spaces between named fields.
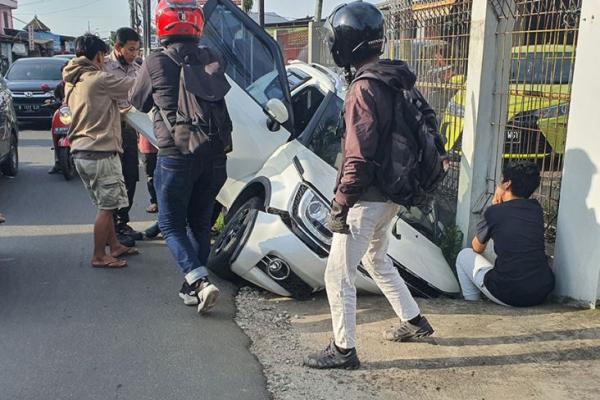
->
xmin=0 ymin=76 xmax=19 ymax=176
xmin=127 ymin=0 xmax=460 ymax=300
xmin=442 ymin=44 xmax=574 ymax=167
xmin=53 ymin=54 xmax=76 ymax=60
xmin=5 ymin=57 xmax=66 ymax=124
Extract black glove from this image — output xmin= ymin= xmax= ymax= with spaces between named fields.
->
xmin=327 ymin=200 xmax=350 ymax=235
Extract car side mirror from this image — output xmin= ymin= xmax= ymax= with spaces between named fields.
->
xmin=264 ymin=98 xmax=289 ymax=125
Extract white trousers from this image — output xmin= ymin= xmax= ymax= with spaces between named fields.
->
xmin=456 ymin=248 xmax=507 ymax=306
xmin=325 ymin=201 xmax=421 ymax=349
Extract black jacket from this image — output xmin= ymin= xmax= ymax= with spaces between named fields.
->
xmin=130 ymin=42 xmax=230 ymax=152
xmin=336 ymin=60 xmax=443 ymax=207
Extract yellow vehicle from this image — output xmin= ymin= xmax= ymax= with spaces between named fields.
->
xmin=441 ymin=44 xmax=574 ymax=167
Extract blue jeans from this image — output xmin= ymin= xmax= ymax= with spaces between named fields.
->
xmin=154 ymin=152 xmax=227 ymax=284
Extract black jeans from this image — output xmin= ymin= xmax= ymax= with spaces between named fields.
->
xmin=154 ymin=151 xmax=227 ymax=279
xmin=141 ymin=152 xmax=158 ymax=205
xmin=116 ymin=126 xmax=139 ymax=228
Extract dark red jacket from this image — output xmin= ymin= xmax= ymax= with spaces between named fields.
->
xmin=335 ymin=60 xmax=420 ymax=207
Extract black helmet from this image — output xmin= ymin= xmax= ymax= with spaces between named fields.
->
xmin=325 ymin=1 xmax=385 ymax=68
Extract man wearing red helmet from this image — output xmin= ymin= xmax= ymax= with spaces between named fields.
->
xmin=131 ymin=0 xmax=232 ymax=314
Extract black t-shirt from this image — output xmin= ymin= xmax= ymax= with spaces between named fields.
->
xmin=476 ymin=199 xmax=555 ymax=306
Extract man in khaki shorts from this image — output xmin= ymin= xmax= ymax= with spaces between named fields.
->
xmin=63 ymin=34 xmax=138 ymax=268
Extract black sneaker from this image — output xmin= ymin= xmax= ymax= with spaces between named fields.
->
xmin=144 ymin=222 xmax=161 ymax=239
xmin=383 ymin=316 xmax=434 ymax=342
xmin=116 ymin=231 xmax=136 ymax=247
xmin=179 ymin=279 xmax=220 ymax=312
xmin=179 ymin=281 xmax=199 ymax=306
xmin=48 ymin=164 xmax=61 ymax=174
xmin=119 ymin=224 xmax=144 ymax=241
xmin=304 ymin=340 xmax=360 ymax=370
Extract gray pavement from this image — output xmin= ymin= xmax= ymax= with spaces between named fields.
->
xmin=0 ymin=129 xmax=269 ymax=400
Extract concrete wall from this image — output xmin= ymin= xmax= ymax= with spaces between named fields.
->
xmin=0 ymin=5 xmax=13 ymax=34
xmin=553 ymin=0 xmax=600 ymax=308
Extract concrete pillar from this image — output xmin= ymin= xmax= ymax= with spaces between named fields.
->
xmin=455 ymin=1 xmax=514 ymax=245
xmin=307 ymin=21 xmax=322 ymax=65
xmin=553 ymin=0 xmax=600 ymax=308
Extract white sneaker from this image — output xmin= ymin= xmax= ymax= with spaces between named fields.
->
xmin=195 ymin=279 xmax=220 ymax=314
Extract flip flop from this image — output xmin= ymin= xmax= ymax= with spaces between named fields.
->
xmin=92 ymin=259 xmax=128 ymax=269
xmin=112 ymin=247 xmax=140 ymax=258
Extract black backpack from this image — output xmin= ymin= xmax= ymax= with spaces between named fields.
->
xmin=159 ymin=48 xmax=233 ymax=156
xmin=376 ymin=88 xmax=447 ymax=207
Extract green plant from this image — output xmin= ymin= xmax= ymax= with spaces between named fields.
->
xmin=242 ymin=0 xmax=254 ymax=13
xmin=438 ymin=224 xmax=464 ymax=273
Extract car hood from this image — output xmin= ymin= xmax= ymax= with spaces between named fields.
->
xmin=6 ymin=80 xmax=61 ymax=91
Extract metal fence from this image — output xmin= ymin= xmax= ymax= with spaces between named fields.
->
xmin=489 ymin=0 xmax=582 ymax=250
xmin=268 ymin=26 xmax=310 ymax=64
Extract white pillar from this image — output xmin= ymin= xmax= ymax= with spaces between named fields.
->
xmin=455 ymin=1 xmax=514 ymax=244
xmin=553 ymin=0 xmax=600 ymax=308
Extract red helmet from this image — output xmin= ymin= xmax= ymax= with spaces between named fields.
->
xmin=156 ymin=0 xmax=205 ymax=44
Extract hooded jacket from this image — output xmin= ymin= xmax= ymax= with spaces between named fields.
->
xmin=63 ymin=56 xmax=135 ymax=153
xmin=334 ymin=59 xmax=439 ymax=208
xmin=129 ymin=42 xmax=230 ymax=153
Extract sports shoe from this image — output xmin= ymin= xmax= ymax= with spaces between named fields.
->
xmin=195 ymin=278 xmax=220 ymax=314
xmin=144 ymin=222 xmax=161 ymax=239
xmin=118 ymin=224 xmax=144 ymax=241
xmin=116 ymin=231 xmax=136 ymax=248
xmin=304 ymin=340 xmax=360 ymax=370
xmin=383 ymin=316 xmax=434 ymax=342
xmin=179 ymin=281 xmax=199 ymax=306
xmin=48 ymin=164 xmax=61 ymax=174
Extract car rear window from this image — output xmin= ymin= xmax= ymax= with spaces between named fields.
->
xmin=6 ymin=61 xmax=64 ymax=81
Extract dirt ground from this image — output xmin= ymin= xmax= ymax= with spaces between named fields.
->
xmin=235 ymin=287 xmax=600 ymax=400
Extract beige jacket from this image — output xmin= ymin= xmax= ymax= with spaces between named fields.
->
xmin=63 ymin=56 xmax=134 ymax=153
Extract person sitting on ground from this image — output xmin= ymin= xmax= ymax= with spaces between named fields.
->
xmin=64 ymin=34 xmax=138 ymax=269
xmin=456 ymin=161 xmax=555 ymax=307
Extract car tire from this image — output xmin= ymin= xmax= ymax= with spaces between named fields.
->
xmin=0 ymin=133 xmax=18 ymax=177
xmin=58 ymin=147 xmax=76 ymax=181
xmin=208 ymin=196 xmax=262 ymax=281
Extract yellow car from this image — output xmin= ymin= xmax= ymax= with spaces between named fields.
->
xmin=441 ymin=44 xmax=574 ymax=167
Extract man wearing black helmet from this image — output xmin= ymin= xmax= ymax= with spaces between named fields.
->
xmin=305 ymin=1 xmax=436 ymax=370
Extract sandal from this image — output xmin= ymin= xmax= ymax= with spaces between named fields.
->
xmin=92 ymin=259 xmax=128 ymax=269
xmin=112 ymin=247 xmax=139 ymax=258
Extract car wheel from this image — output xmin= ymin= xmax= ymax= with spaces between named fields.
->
xmin=208 ymin=197 xmax=262 ymax=281
xmin=58 ymin=148 xmax=76 ymax=181
xmin=0 ymin=133 xmax=18 ymax=177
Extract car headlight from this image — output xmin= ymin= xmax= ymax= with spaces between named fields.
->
xmin=447 ymin=99 xmax=464 ymax=117
xmin=534 ymin=103 xmax=569 ymax=119
xmin=291 ymin=184 xmax=332 ymax=248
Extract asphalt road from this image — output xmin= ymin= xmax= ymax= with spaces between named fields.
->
xmin=0 ymin=128 xmax=269 ymax=400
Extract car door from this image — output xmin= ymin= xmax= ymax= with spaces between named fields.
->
xmin=201 ymin=0 xmax=294 ymax=181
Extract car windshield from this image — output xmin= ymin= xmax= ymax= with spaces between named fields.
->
xmin=510 ymin=52 xmax=573 ymax=84
xmin=7 ymin=61 xmax=64 ymax=81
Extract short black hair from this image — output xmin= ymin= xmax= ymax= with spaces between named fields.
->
xmin=502 ymin=161 xmax=541 ymax=199
xmin=75 ymin=34 xmax=109 ymax=61
xmin=115 ymin=27 xmax=141 ymax=46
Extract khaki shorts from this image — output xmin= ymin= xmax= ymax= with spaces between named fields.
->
xmin=75 ymin=154 xmax=129 ymax=211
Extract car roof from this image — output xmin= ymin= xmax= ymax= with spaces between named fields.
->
xmin=13 ymin=57 xmax=68 ymax=64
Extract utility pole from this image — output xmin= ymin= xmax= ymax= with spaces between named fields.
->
xmin=314 ymin=0 xmax=324 ymax=22
xmin=258 ymin=0 xmax=265 ymax=27
xmin=142 ymin=0 xmax=152 ymax=56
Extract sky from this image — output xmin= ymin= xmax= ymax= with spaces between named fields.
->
xmin=12 ymin=0 xmax=380 ymax=39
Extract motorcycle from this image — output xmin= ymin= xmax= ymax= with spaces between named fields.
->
xmin=51 ymin=106 xmax=76 ymax=181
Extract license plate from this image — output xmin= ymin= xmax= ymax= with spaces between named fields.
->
xmin=19 ymin=105 xmax=40 ymax=112
xmin=506 ymin=130 xmax=521 ymax=143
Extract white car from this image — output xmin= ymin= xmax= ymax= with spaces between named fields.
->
xmin=128 ymin=0 xmax=460 ymax=299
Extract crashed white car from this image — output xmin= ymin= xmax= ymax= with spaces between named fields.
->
xmin=128 ymin=0 xmax=460 ymax=299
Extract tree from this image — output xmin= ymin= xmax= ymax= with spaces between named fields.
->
xmin=243 ymin=0 xmax=253 ymax=14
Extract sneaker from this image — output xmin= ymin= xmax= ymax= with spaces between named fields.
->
xmin=116 ymin=231 xmax=136 ymax=248
xmin=383 ymin=316 xmax=434 ymax=342
xmin=48 ymin=164 xmax=61 ymax=174
xmin=118 ymin=224 xmax=144 ymax=241
xmin=304 ymin=340 xmax=360 ymax=370
xmin=194 ymin=278 xmax=220 ymax=314
xmin=146 ymin=203 xmax=158 ymax=214
xmin=144 ymin=222 xmax=161 ymax=239
xmin=179 ymin=281 xmax=199 ymax=306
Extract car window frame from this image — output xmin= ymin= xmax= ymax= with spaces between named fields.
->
xmin=202 ymin=0 xmax=295 ymax=133
xmin=297 ymin=90 xmax=339 ymax=145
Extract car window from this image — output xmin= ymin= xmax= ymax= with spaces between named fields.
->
xmin=288 ymin=69 xmax=310 ymax=92
xmin=510 ymin=52 xmax=573 ymax=84
xmin=307 ymin=96 xmax=344 ymax=168
xmin=202 ymin=3 xmax=286 ymax=108
xmin=6 ymin=61 xmax=63 ymax=81
xmin=292 ymin=85 xmax=325 ymax=134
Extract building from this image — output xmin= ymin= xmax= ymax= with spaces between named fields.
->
xmin=0 ymin=0 xmax=16 ymax=34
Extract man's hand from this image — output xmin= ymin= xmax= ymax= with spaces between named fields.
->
xmin=492 ymin=186 xmax=504 ymax=205
xmin=327 ymin=200 xmax=350 ymax=235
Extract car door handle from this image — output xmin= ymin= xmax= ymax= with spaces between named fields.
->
xmin=392 ymin=218 xmax=402 ymax=240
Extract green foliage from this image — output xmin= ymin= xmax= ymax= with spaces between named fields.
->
xmin=438 ymin=224 xmax=464 ymax=272
xmin=242 ymin=0 xmax=254 ymax=13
